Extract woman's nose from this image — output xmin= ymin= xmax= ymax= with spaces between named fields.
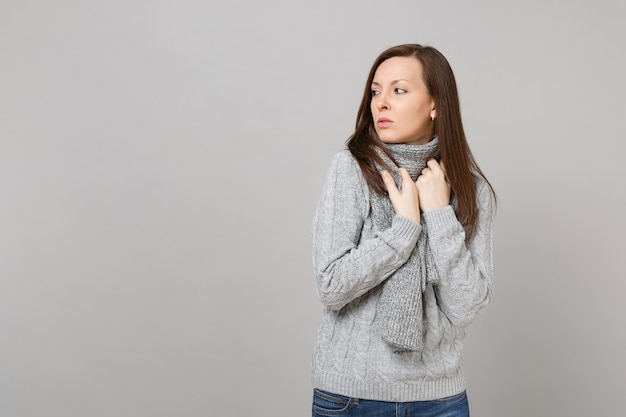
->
xmin=376 ymin=94 xmax=390 ymax=111
xmin=376 ymin=97 xmax=389 ymax=111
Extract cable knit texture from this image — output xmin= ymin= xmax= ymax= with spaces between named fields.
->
xmin=311 ymin=142 xmax=495 ymax=402
xmin=371 ymin=140 xmax=440 ymax=352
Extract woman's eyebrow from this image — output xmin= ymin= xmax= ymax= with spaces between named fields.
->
xmin=371 ymin=79 xmax=410 ymax=86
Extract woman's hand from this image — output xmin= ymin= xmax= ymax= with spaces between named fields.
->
xmin=416 ymin=159 xmax=451 ymax=212
xmin=381 ymin=168 xmax=421 ymax=224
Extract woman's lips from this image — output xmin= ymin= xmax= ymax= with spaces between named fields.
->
xmin=377 ymin=118 xmax=393 ymax=128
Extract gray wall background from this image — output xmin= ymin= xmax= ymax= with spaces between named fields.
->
xmin=2 ymin=1 xmax=625 ymax=416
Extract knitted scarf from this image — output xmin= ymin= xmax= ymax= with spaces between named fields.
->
xmin=371 ymin=138 xmax=440 ymax=352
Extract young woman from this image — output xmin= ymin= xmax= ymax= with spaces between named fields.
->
xmin=310 ymin=44 xmax=496 ymax=417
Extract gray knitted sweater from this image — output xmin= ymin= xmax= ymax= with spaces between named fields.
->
xmin=311 ymin=144 xmax=495 ymax=402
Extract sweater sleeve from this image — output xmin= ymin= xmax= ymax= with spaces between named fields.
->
xmin=312 ymin=151 xmax=421 ymax=311
xmin=421 ymin=178 xmax=496 ymax=327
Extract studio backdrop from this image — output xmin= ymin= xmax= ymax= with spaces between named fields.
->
xmin=1 ymin=1 xmax=624 ymax=416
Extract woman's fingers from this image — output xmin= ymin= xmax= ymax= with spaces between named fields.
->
xmin=438 ymin=159 xmax=447 ymax=176
xmin=380 ymin=168 xmax=420 ymax=223
xmin=381 ymin=170 xmax=398 ymax=195
xmin=416 ymin=159 xmax=451 ymax=212
xmin=399 ymin=167 xmax=413 ymax=189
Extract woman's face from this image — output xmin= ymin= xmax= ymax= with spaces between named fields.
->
xmin=370 ymin=56 xmax=435 ymax=145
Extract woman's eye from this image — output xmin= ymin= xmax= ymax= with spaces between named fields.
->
xmin=395 ymin=88 xmax=406 ymax=94
xmin=371 ymin=89 xmax=380 ymax=96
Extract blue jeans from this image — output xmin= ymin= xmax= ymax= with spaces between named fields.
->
xmin=312 ymin=389 xmax=469 ymax=417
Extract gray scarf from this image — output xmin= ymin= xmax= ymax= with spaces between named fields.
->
xmin=371 ymin=138 xmax=440 ymax=352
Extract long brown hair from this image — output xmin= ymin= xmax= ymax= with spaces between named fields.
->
xmin=347 ymin=44 xmax=495 ymax=239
